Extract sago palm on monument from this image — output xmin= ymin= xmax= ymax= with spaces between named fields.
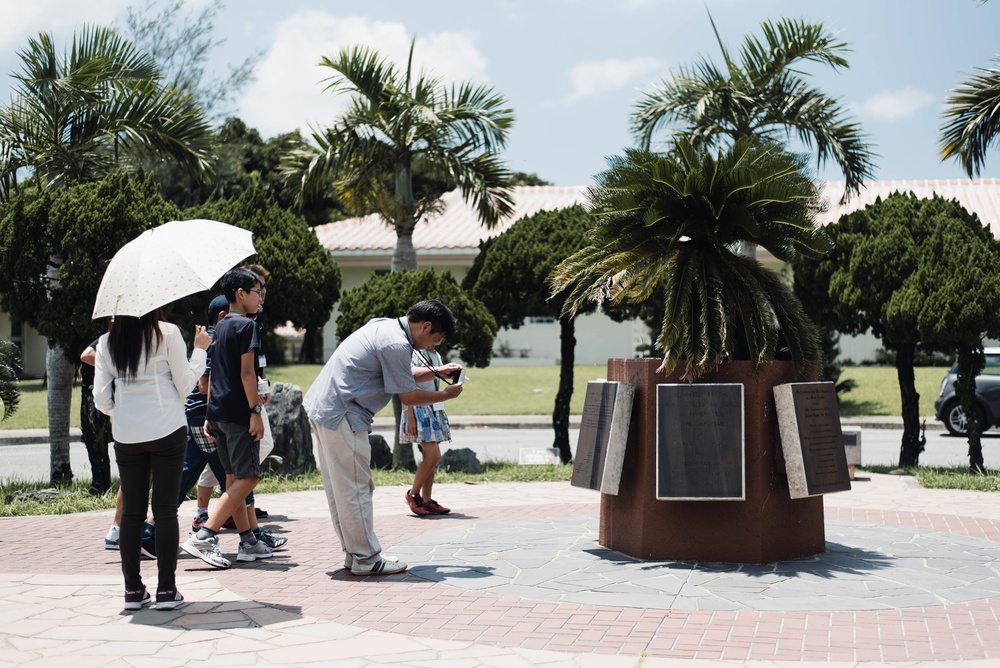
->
xmin=550 ymin=137 xmax=830 ymax=381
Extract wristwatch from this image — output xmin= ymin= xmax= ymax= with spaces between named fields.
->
xmin=251 ymin=404 xmax=262 ymax=414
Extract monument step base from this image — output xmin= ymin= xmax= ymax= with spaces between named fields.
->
xmin=600 ymin=494 xmax=825 ymax=564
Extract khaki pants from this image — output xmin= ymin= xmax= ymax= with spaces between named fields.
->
xmin=310 ymin=418 xmax=382 ymax=567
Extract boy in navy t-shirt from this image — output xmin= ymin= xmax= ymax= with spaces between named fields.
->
xmin=181 ymin=267 xmax=272 ymax=569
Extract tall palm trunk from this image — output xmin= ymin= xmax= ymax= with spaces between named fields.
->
xmin=391 ymin=162 xmax=418 ymax=271
xmin=552 ymin=314 xmax=576 ymax=464
xmin=46 ymin=345 xmax=75 ymax=485
xmin=895 ymin=343 xmax=924 ymax=468
xmin=391 ymin=162 xmax=417 ymax=466
xmin=392 ymin=223 xmax=418 ymax=272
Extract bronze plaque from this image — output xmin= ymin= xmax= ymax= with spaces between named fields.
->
xmin=656 ymin=383 xmax=745 ymax=500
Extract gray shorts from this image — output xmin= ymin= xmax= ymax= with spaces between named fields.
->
xmin=208 ymin=420 xmax=261 ymax=480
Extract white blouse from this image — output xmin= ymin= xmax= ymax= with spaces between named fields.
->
xmin=93 ymin=322 xmax=207 ymax=444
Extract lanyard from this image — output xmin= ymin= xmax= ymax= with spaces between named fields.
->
xmin=398 ymin=318 xmax=454 ymax=386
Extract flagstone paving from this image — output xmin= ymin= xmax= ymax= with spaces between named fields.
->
xmin=0 ymin=474 xmax=997 ymax=666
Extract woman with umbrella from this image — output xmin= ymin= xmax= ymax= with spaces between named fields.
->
xmin=91 ymin=218 xmax=255 ymax=609
xmin=94 ymin=310 xmax=211 ymax=610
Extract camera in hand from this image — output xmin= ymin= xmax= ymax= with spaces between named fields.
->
xmin=447 ymin=367 xmax=464 ymax=382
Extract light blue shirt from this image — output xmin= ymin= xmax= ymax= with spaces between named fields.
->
xmin=304 ymin=317 xmax=418 ymax=432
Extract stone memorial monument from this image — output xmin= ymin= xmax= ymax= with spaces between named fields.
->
xmin=571 ymin=380 xmax=635 ymax=495
xmin=600 ymin=359 xmax=825 ymax=563
xmin=656 ymin=383 xmax=744 ymax=500
xmin=774 ymin=382 xmax=852 ymax=498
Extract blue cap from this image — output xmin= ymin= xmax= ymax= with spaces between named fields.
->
xmin=207 ymin=295 xmax=228 ymax=323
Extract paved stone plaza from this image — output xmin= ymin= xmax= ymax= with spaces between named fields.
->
xmin=0 ymin=474 xmax=997 ymax=666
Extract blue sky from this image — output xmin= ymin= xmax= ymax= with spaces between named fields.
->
xmin=2 ymin=0 xmax=999 ymax=187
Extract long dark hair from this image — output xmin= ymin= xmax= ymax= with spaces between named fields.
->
xmin=108 ymin=309 xmax=164 ymax=382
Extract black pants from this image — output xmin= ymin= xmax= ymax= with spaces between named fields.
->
xmin=115 ymin=426 xmax=187 ymax=591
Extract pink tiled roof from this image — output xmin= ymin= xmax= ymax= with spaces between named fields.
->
xmin=314 ymin=179 xmax=1000 ymax=254
xmin=315 ymin=186 xmax=588 ymax=253
xmin=818 ymin=178 xmax=1000 ymax=234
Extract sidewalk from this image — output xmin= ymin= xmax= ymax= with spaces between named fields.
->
xmin=0 ymin=473 xmax=997 ymax=666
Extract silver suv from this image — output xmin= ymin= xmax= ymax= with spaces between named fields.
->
xmin=934 ymin=348 xmax=1000 ymax=436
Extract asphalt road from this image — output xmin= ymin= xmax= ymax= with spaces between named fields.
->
xmin=2 ymin=426 xmax=995 ymax=484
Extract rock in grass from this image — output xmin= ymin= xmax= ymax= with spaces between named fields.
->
xmin=5 ymin=488 xmax=68 ymax=504
xmin=439 ymin=448 xmax=482 ymax=474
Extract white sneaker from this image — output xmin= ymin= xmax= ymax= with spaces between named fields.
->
xmin=237 ymin=540 xmax=273 ymax=562
xmin=181 ymin=534 xmax=231 ymax=569
xmin=350 ymin=556 xmax=407 ymax=576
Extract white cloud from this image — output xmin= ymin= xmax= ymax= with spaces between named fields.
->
xmin=0 ymin=0 xmax=128 ymax=52
xmin=237 ymin=11 xmax=488 ymax=140
xmin=564 ymin=57 xmax=665 ymax=103
xmin=857 ymin=87 xmax=936 ymax=121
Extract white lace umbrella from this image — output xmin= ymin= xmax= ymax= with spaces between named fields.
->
xmin=92 ymin=219 xmax=255 ymax=319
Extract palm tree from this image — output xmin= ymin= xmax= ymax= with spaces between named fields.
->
xmin=631 ymin=15 xmax=875 ymax=202
xmin=550 ymin=137 xmax=830 ymax=381
xmin=0 ymin=27 xmax=212 ymax=197
xmin=0 ymin=25 xmax=213 ymax=485
xmin=281 ymin=40 xmax=515 ymax=271
xmin=940 ymin=57 xmax=1000 ymax=176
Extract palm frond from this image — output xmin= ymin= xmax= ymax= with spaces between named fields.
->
xmin=940 ymin=57 xmax=1000 ymax=177
xmin=426 ymin=147 xmax=514 ymax=228
xmin=0 ymin=26 xmax=212 ymax=198
xmin=319 ymin=45 xmax=400 ymax=103
xmin=630 ymin=15 xmax=874 ymax=200
xmin=740 ymin=17 xmax=850 ymax=83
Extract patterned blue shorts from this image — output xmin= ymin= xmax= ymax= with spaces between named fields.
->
xmin=400 ymin=405 xmax=451 ymax=444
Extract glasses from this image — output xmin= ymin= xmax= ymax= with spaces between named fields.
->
xmin=248 ymin=289 xmax=264 ymax=296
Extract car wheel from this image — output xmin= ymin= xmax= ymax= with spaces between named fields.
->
xmin=943 ymin=402 xmax=987 ymax=437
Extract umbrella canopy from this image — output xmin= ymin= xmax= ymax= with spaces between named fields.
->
xmin=92 ymin=219 xmax=255 ymax=319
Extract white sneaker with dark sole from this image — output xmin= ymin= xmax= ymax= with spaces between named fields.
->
xmin=181 ymin=534 xmax=231 ymax=569
xmin=237 ymin=540 xmax=273 ymax=562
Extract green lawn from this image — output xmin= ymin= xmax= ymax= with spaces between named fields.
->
xmin=2 ymin=363 xmax=951 ymax=430
xmin=1 ymin=380 xmax=83 ymax=431
xmin=836 ymin=366 xmax=946 ymax=418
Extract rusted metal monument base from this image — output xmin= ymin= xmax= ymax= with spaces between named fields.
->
xmin=600 ymin=358 xmax=825 ymax=564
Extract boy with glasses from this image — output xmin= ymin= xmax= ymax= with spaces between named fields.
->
xmin=182 ymin=268 xmax=272 ymax=568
